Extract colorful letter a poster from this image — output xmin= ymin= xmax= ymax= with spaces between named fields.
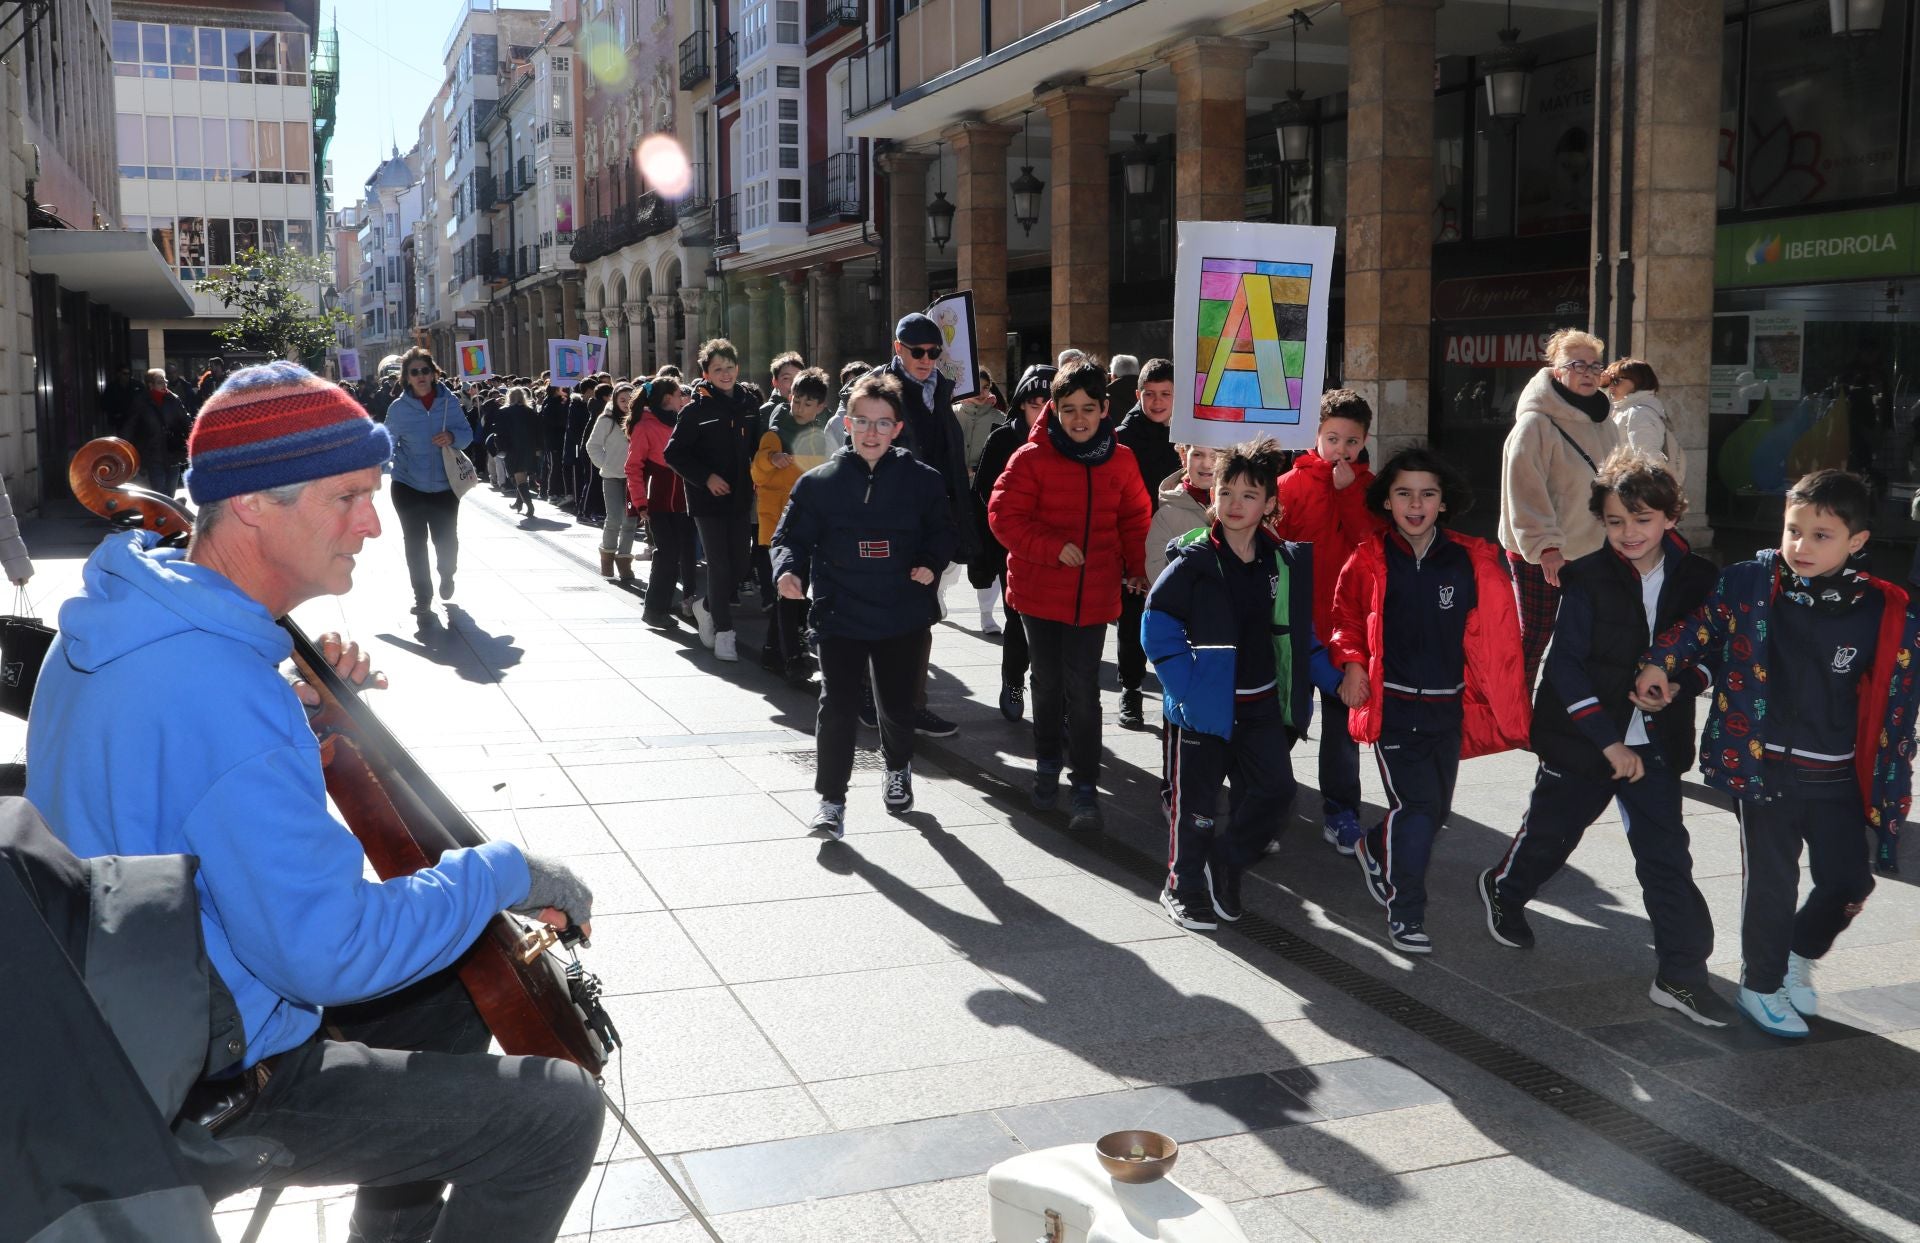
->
xmin=1171 ymin=220 xmax=1336 ymax=450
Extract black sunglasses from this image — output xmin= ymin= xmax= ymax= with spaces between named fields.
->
xmin=407 ymin=367 xmax=436 ymax=377
xmin=904 ymin=345 xmax=942 ymax=360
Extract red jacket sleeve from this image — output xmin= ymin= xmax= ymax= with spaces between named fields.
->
xmin=624 ymin=423 xmax=650 ymax=503
xmin=1273 ymin=470 xmax=1310 ymax=542
xmin=1328 ymin=545 xmax=1370 ymax=668
xmin=989 ymin=448 xmax=1066 ymax=567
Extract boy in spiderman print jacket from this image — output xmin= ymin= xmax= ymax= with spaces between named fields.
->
xmin=1636 ymin=469 xmax=1920 ymax=1038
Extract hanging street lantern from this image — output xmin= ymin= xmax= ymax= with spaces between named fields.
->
xmin=1121 ymin=69 xmax=1156 ymax=198
xmin=1011 ymin=110 xmax=1044 ymax=236
xmin=1480 ymin=1 xmax=1536 ymax=123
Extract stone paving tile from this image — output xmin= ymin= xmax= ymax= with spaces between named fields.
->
xmin=883 ymin=1175 xmax=994 ymax=1243
xmin=806 ymin=1048 xmax=1129 ymax=1130
xmin=594 ymin=791 xmax=811 ymax=849
xmin=433 ymin=763 xmax=587 ymax=811
xmin=582 ymin=912 xmax=720 ymax=995
xmin=568 ymin=756 xmax=759 ymax=805
xmin=596 ymin=988 xmax=797 ymax=1104
xmin=1196 ymin=1101 xmax=1508 ymax=1196
xmin=551 ymin=852 xmax=664 ymax=915
xmin=995 ymin=1073 xmax=1320 ymax=1150
xmin=554 ymin=1156 xmax=689 ymax=1235
xmin=467 ymin=804 xmax=614 ymax=854
xmin=1089 ymin=1018 xmax=1374 ymax=1088
xmin=679 ymin=1112 xmax=1024 ymax=1216
xmin=614 ymin=1085 xmax=834 ymax=1155
xmin=731 ymin=959 xmax=1060 ymax=1081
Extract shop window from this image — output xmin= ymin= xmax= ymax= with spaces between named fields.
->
xmin=285 ymin=121 xmax=312 ymax=184
xmin=230 ymin=119 xmax=255 ymax=182
xmin=1743 ymin=0 xmax=1905 ymax=208
xmin=208 ymin=219 xmax=232 ymax=267
xmin=150 ymin=218 xmax=176 ymax=266
xmin=1320 ymin=119 xmax=1347 ymax=236
xmin=1433 ymin=90 xmax=1467 ymax=243
xmin=204 ymin=118 xmax=229 ymax=181
xmin=1472 ymin=92 xmax=1515 ymax=239
xmin=1911 ymin=15 xmax=1920 ymax=187
xmin=288 ymin=220 xmax=314 ymax=255
xmin=117 ymin=113 xmax=144 ymax=178
xmin=262 ymin=220 xmax=286 ymax=256
xmin=177 ymin=217 xmax=207 ymax=279
xmin=257 ymin=121 xmax=284 ymax=184
xmin=1513 ymin=54 xmax=1593 ymax=237
xmin=1718 ymin=20 xmax=1741 ymax=208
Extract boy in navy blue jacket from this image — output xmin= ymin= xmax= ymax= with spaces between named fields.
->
xmin=1637 ymin=469 xmax=1920 ymax=1037
xmin=772 ymin=373 xmax=955 ymax=840
xmin=1481 ymin=450 xmax=1725 ymax=1026
xmin=1143 ymin=439 xmax=1341 ymax=930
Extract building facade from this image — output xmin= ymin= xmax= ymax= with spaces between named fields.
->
xmin=353 ymin=147 xmax=420 ymax=375
xmin=111 ymin=0 xmax=323 ymax=379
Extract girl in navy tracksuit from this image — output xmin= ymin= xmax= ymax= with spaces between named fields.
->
xmin=1330 ymin=447 xmax=1531 ymax=954
xmin=1142 ymin=440 xmax=1340 ymax=932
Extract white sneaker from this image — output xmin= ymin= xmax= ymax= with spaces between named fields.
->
xmin=1737 ymin=984 xmax=1810 ymax=1038
xmin=714 ymin=630 xmax=738 ymax=662
xmin=692 ymin=597 xmax=716 ymax=648
xmin=808 ymin=801 xmax=846 ymax=840
xmin=1785 ymin=952 xmax=1819 ymax=1016
xmin=975 ymin=586 xmax=1002 ymax=635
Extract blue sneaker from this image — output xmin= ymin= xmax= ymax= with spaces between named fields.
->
xmin=1737 ymin=985 xmax=1810 ymax=1038
xmin=1032 ymin=765 xmax=1061 ymax=811
xmin=1355 ymin=834 xmax=1391 ymax=908
xmin=1387 ymin=919 xmax=1431 ymax=954
xmin=1067 ymin=782 xmax=1102 ymax=832
xmin=1323 ymin=808 xmax=1361 ymax=856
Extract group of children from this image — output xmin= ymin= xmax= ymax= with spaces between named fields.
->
xmin=1133 ymin=387 xmax=1915 ymax=1040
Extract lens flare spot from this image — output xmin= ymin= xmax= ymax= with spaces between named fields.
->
xmin=638 ymin=136 xmax=693 ymax=199
xmin=581 ymin=21 xmax=629 ymax=87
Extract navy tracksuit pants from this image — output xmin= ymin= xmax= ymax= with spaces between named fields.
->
xmin=1364 ymin=726 xmax=1460 ymax=926
xmin=1165 ymin=702 xmax=1297 ymax=898
xmin=1735 ymin=790 xmax=1876 ymax=994
xmin=1492 ymin=746 xmax=1714 ymax=985
xmin=1317 ymin=691 xmax=1362 ymax=819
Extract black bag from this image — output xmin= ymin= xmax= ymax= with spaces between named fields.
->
xmin=0 ymin=589 xmax=54 ymax=719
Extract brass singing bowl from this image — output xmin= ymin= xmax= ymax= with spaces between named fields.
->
xmin=1095 ymin=1129 xmax=1179 ymax=1184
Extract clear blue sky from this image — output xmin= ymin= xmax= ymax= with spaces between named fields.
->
xmin=328 ymin=0 xmax=465 ymax=212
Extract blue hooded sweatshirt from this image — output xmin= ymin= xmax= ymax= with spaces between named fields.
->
xmin=25 ymin=531 xmax=530 ymax=1067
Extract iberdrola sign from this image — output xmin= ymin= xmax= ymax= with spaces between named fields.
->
xmin=1717 ymin=205 xmax=1918 ymax=287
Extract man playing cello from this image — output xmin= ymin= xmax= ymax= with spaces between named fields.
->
xmin=27 ymin=362 xmax=603 ymax=1242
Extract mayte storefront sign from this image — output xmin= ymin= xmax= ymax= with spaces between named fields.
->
xmin=1717 ymin=205 xmax=1919 ymax=287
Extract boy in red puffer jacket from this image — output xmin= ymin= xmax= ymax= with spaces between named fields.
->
xmin=1276 ymin=389 xmax=1387 ymax=856
xmin=990 ymin=362 xmax=1154 ymax=831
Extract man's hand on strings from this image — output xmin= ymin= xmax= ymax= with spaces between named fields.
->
xmin=293 ymin=632 xmax=389 ymax=706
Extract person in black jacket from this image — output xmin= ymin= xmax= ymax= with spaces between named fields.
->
xmin=125 ymin=368 xmax=193 ymax=497
xmin=971 ymin=364 xmax=1053 ymax=721
xmin=1113 ymin=357 xmax=1181 ymax=728
xmin=665 ymin=340 xmax=761 ymax=663
xmin=540 ymin=384 xmax=569 ymax=498
xmin=773 ymin=372 xmax=955 ymax=840
xmin=1481 ymin=449 xmax=1724 ymax=1025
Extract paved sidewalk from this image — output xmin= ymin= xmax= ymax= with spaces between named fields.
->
xmin=12 ymin=480 xmax=1920 ymax=1243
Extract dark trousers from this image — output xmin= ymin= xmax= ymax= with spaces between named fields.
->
xmin=693 ymin=510 xmax=752 ymax=631
xmin=816 ymin=630 xmax=923 ymax=802
xmin=1116 ymin=591 xmax=1147 ymax=694
xmin=1165 ymin=706 xmax=1297 ymax=897
xmin=1736 ymin=792 xmax=1877 ymax=993
xmin=1508 ymin=552 xmax=1561 ymax=691
xmin=390 ymin=480 xmax=460 ymax=609
xmin=1000 ymin=600 xmax=1030 ymax=689
xmin=1493 ymin=748 xmax=1713 ymax=984
xmin=1317 ymin=691 xmax=1362 ymax=818
xmin=574 ymin=455 xmax=603 ymax=521
xmin=1366 ymin=726 xmax=1462 ymax=925
xmin=645 ymin=510 xmax=698 ymax=618
xmin=1026 ymin=617 xmax=1107 ymax=787
xmin=224 ymin=972 xmax=603 ymax=1243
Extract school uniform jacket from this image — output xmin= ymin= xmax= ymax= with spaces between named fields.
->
xmin=1142 ymin=525 xmax=1341 ymax=743
xmin=1647 ymin=550 xmax=1920 ymax=868
xmin=1328 ymin=529 xmax=1532 ymax=759
xmin=1532 ymin=532 xmax=1717 ymax=782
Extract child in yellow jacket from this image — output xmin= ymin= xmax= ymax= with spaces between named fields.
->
xmin=752 ymin=367 xmax=833 ymax=680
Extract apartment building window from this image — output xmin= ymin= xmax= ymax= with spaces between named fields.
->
xmin=776 ymin=66 xmax=798 ymax=89
xmin=775 ymin=1 xmax=799 ymax=44
xmin=739 ymin=0 xmax=768 ymax=58
xmin=112 ymin=23 xmax=308 ymax=84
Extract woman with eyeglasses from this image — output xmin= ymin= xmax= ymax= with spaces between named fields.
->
xmin=1497 ymin=328 xmax=1623 ymax=688
xmin=385 ymin=346 xmax=473 ymax=621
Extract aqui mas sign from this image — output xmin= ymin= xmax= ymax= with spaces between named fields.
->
xmin=1717 ymin=205 xmax=1918 ymax=287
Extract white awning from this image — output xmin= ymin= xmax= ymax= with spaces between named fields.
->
xmin=27 ymin=229 xmax=195 ymax=318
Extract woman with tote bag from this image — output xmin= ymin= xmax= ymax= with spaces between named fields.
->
xmin=384 ymin=346 xmax=473 ymax=619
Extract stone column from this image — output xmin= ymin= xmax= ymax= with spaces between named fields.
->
xmin=1040 ymin=84 xmax=1123 ymax=362
xmin=1343 ymin=0 xmax=1439 ymax=454
xmin=744 ymin=277 xmax=774 ymax=375
xmin=1162 ymin=36 xmax=1266 ymax=223
xmin=144 ymin=326 xmax=166 ymax=368
xmin=648 ymin=293 xmax=677 ymax=375
xmin=811 ymin=262 xmax=843 ymax=379
xmin=945 ymin=120 xmax=1019 ymax=382
xmin=878 ymin=150 xmax=935 ymax=331
xmin=1606 ymin=0 xmax=1718 ymax=536
xmin=677 ymin=286 xmax=705 ymax=374
xmin=781 ymin=275 xmax=806 ymax=359
xmin=561 ymin=279 xmax=582 ymax=340
xmin=624 ymin=301 xmax=648 ymax=379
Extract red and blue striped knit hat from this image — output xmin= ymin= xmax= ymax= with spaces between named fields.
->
xmin=185 ymin=361 xmax=393 ymax=504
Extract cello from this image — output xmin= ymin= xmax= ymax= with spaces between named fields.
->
xmin=66 ymin=437 xmax=618 ymax=1072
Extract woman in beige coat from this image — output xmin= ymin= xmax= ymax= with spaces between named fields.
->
xmin=1498 ymin=329 xmax=1621 ymax=688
